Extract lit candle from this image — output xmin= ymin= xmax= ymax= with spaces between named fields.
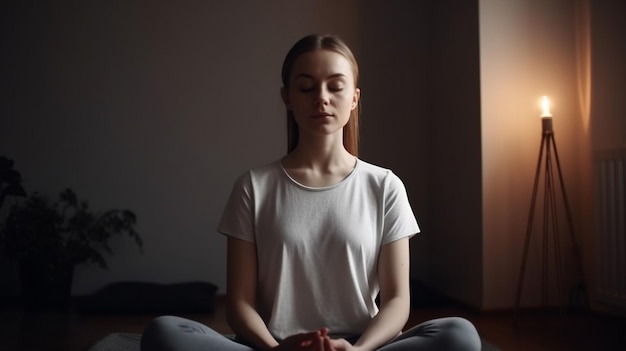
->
xmin=540 ymin=96 xmax=552 ymax=118
xmin=540 ymin=95 xmax=553 ymax=133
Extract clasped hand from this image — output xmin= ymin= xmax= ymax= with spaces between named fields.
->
xmin=272 ymin=328 xmax=358 ymax=351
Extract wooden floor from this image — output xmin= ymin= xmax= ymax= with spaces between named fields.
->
xmin=1 ymin=298 xmax=626 ymax=351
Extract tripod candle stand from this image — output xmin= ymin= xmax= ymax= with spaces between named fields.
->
xmin=513 ymin=109 xmax=585 ymax=322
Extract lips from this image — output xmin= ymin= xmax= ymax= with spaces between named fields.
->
xmin=312 ymin=113 xmax=333 ymax=118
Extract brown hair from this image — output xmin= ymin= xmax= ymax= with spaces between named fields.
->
xmin=281 ymin=34 xmax=361 ymax=156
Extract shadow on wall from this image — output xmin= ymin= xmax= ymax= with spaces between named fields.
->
xmin=410 ymin=279 xmax=456 ymax=309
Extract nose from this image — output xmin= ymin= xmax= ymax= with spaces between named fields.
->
xmin=315 ymin=86 xmax=330 ymax=106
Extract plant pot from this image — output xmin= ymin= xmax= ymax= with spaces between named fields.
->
xmin=19 ymin=260 xmax=74 ymax=312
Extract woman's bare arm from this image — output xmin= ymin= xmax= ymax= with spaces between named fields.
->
xmin=351 ymin=237 xmax=411 ymax=351
xmin=226 ymin=236 xmax=280 ymax=350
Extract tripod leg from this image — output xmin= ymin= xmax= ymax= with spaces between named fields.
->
xmin=549 ymin=135 xmax=588 ymax=309
xmin=515 ymin=134 xmax=548 ymax=323
xmin=542 ymin=148 xmax=551 ymax=306
xmin=546 ymin=137 xmax=566 ymax=316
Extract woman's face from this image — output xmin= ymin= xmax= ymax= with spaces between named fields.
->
xmin=282 ymin=49 xmax=360 ymax=140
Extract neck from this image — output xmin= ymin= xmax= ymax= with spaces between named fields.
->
xmin=281 ymin=132 xmax=357 ymax=187
xmin=287 ymin=133 xmax=353 ymax=170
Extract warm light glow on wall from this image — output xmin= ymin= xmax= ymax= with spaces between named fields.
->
xmin=575 ymin=0 xmax=591 ymax=132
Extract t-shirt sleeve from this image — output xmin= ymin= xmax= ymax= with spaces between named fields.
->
xmin=217 ymin=172 xmax=255 ymax=242
xmin=382 ymin=172 xmax=420 ymax=244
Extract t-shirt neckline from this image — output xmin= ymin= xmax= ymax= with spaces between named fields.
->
xmin=279 ymin=158 xmax=360 ymax=191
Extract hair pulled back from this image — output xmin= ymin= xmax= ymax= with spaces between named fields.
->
xmin=281 ymin=34 xmax=360 ymax=156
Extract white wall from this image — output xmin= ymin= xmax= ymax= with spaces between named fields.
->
xmin=480 ymin=0 xmax=590 ymax=309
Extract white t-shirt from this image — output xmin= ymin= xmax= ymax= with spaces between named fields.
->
xmin=218 ymin=159 xmax=419 ymax=339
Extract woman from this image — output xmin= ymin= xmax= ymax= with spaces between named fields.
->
xmin=141 ymin=34 xmax=481 ymax=351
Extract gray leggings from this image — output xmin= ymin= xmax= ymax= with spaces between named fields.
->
xmin=140 ymin=315 xmax=482 ymax=351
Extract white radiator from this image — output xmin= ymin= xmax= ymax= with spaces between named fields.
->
xmin=594 ymin=147 xmax=626 ymax=309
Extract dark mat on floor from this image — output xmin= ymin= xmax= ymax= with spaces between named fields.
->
xmin=86 ymin=333 xmax=501 ymax=351
xmin=86 ymin=333 xmax=141 ymax=351
xmin=76 ymin=281 xmax=218 ymax=314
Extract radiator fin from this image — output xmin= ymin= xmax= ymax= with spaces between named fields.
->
xmin=595 ymin=148 xmax=626 ymax=309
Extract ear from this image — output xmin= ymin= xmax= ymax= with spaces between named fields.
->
xmin=280 ymin=87 xmax=291 ymax=110
xmin=351 ymin=88 xmax=361 ymax=110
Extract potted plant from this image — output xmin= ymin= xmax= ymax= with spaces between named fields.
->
xmin=0 ymin=157 xmax=142 ymax=311
xmin=0 ymin=156 xmax=27 ymax=207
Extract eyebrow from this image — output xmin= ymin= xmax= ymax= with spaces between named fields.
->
xmin=294 ymin=73 xmax=348 ymax=80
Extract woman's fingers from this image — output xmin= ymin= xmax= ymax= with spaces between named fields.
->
xmin=323 ymin=335 xmax=337 ymax=351
xmin=279 ymin=330 xmax=321 ymax=350
xmin=329 ymin=338 xmax=353 ymax=351
xmin=279 ymin=329 xmax=336 ymax=351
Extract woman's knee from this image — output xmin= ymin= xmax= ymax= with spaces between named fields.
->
xmin=141 ymin=315 xmax=210 ymax=351
xmin=437 ymin=317 xmax=481 ymax=351
xmin=141 ymin=316 xmax=175 ymax=350
xmin=143 ymin=316 xmax=183 ymax=336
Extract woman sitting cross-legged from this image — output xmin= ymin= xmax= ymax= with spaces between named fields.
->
xmin=140 ymin=33 xmax=482 ymax=351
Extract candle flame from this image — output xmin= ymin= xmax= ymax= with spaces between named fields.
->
xmin=541 ymin=96 xmax=552 ymax=117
